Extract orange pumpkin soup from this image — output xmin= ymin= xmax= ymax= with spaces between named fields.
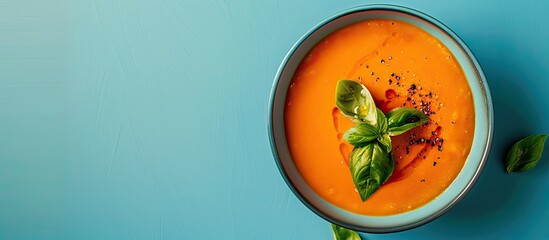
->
xmin=284 ymin=19 xmax=475 ymax=216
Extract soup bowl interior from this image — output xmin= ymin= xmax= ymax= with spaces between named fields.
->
xmin=269 ymin=5 xmax=493 ymax=233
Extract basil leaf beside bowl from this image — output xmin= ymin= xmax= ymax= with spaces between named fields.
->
xmin=349 ymin=142 xmax=394 ymax=201
xmin=343 ymin=123 xmax=379 ymax=147
xmin=336 ymin=80 xmax=377 ymax=125
xmin=332 ymin=224 xmax=361 ymax=240
xmin=386 ymin=107 xmax=430 ymax=136
xmin=505 ymin=134 xmax=548 ymax=173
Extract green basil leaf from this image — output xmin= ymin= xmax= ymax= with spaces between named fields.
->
xmin=349 ymin=142 xmax=394 ymax=201
xmin=386 ymin=107 xmax=430 ymax=136
xmin=375 ymin=108 xmax=388 ymax=133
xmin=336 ymin=80 xmax=377 ymax=125
xmin=332 ymin=224 xmax=361 ymax=240
xmin=377 ymin=133 xmax=392 ymax=153
xmin=505 ymin=134 xmax=548 ymax=173
xmin=343 ymin=123 xmax=379 ymax=147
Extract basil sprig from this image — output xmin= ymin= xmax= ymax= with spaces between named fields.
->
xmin=335 ymin=80 xmax=430 ymax=201
xmin=505 ymin=134 xmax=548 ymax=173
xmin=332 ymin=224 xmax=361 ymax=240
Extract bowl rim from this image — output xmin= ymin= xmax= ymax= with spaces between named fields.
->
xmin=268 ymin=4 xmax=494 ymax=233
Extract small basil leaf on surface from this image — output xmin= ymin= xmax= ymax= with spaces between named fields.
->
xmin=349 ymin=142 xmax=394 ymax=201
xmin=336 ymin=80 xmax=377 ymax=125
xmin=377 ymin=134 xmax=392 ymax=153
xmin=505 ymin=134 xmax=548 ymax=173
xmin=343 ymin=123 xmax=379 ymax=147
xmin=386 ymin=107 xmax=430 ymax=136
xmin=332 ymin=224 xmax=362 ymax=240
xmin=375 ymin=108 xmax=388 ymax=133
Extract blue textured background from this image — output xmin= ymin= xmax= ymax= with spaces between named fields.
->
xmin=1 ymin=0 xmax=548 ymax=239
